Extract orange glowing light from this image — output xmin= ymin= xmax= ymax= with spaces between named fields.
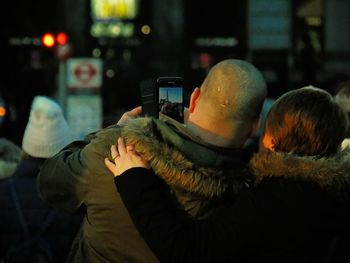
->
xmin=56 ymin=32 xmax=68 ymax=45
xmin=0 ymin=107 xmax=6 ymax=117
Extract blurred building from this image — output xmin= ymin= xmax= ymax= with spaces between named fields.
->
xmin=2 ymin=0 xmax=350 ymax=143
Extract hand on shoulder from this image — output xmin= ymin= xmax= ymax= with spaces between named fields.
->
xmin=104 ymin=137 xmax=150 ymax=177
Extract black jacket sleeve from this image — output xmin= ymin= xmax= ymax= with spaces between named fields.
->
xmin=115 ymin=168 xmax=257 ymax=263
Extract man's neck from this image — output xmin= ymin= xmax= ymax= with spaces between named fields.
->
xmin=184 ymin=121 xmax=243 ymax=148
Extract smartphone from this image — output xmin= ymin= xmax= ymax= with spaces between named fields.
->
xmin=156 ymin=77 xmax=184 ymax=123
xmin=140 ymin=77 xmax=184 ymax=123
xmin=140 ymin=78 xmax=158 ymax=118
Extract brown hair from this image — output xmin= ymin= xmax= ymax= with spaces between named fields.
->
xmin=264 ymin=86 xmax=348 ymax=157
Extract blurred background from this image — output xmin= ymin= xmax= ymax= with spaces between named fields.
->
xmin=1 ymin=0 xmax=350 ymax=145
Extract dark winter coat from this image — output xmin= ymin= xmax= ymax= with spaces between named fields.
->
xmin=38 ymin=116 xmax=253 ymax=263
xmin=0 ymin=158 xmax=84 ymax=263
xmin=115 ymin=150 xmax=350 ymax=263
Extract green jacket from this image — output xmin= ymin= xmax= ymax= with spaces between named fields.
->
xmin=38 ymin=116 xmax=253 ymax=263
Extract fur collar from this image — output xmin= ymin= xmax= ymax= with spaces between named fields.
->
xmin=250 ymin=150 xmax=350 ymax=194
xmin=120 ymin=117 xmax=252 ymax=198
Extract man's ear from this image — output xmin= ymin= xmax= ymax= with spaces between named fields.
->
xmin=189 ymin=87 xmax=201 ymax=113
xmin=261 ymin=132 xmax=276 ymax=151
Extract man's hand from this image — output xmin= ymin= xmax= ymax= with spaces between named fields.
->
xmin=104 ymin=137 xmax=150 ymax=177
xmin=117 ymin=106 xmax=142 ymax=125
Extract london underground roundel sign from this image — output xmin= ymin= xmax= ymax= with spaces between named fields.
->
xmin=67 ymin=58 xmax=102 ymax=89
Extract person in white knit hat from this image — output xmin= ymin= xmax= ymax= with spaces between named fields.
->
xmin=0 ymin=96 xmax=83 ymax=263
xmin=22 ymin=96 xmax=71 ymax=158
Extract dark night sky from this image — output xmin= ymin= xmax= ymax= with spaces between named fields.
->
xmin=185 ymin=1 xmax=246 ymax=38
xmin=1 ymin=0 xmax=61 ymax=143
xmin=5 ymin=0 xmax=59 ymax=36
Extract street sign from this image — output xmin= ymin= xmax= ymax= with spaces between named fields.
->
xmin=66 ymin=94 xmax=102 ymax=140
xmin=67 ymin=58 xmax=103 ymax=89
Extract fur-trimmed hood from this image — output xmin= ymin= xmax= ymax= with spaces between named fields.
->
xmin=120 ymin=117 xmax=252 ymax=198
xmin=250 ymin=150 xmax=350 ymax=195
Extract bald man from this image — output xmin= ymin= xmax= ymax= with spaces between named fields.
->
xmin=38 ymin=59 xmax=267 ymax=263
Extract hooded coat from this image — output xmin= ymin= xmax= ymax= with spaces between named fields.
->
xmin=113 ymin=149 xmax=350 ymax=263
xmin=38 ymin=116 xmax=253 ymax=263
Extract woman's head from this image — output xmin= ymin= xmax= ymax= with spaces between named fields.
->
xmin=261 ymin=86 xmax=349 ymax=157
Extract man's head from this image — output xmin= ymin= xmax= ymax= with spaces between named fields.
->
xmin=334 ymin=80 xmax=350 ymax=137
xmin=187 ymin=59 xmax=267 ymax=148
xmin=261 ymin=86 xmax=349 ymax=157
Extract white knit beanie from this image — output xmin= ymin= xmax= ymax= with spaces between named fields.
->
xmin=22 ymin=96 xmax=71 ymax=158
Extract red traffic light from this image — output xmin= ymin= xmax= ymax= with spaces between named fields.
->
xmin=41 ymin=33 xmax=55 ymax=48
xmin=41 ymin=32 xmax=68 ymax=48
xmin=56 ymin=32 xmax=68 ymax=45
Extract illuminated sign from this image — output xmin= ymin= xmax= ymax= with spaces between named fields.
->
xmin=67 ymin=58 xmax=103 ymax=89
xmin=91 ymin=0 xmax=138 ymax=21
xmin=90 ymin=0 xmax=139 ymax=38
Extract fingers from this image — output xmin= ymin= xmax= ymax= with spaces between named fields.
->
xmin=126 ymin=145 xmax=134 ymax=152
xmin=104 ymin=158 xmax=117 ymax=175
xmin=117 ymin=106 xmax=142 ymax=125
xmin=117 ymin=113 xmax=129 ymax=125
xmin=117 ymin=137 xmax=127 ymax=156
xmin=105 ymin=137 xmax=151 ymax=176
xmin=111 ymin=138 xmax=134 ymax=159
xmin=184 ymin=107 xmax=189 ymax=123
xmin=110 ymin=144 xmax=119 ymax=160
xmin=129 ymin=106 xmax=142 ymax=116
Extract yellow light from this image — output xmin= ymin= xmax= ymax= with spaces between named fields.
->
xmin=306 ymin=16 xmax=321 ymax=26
xmin=42 ymin=33 xmax=55 ymax=48
xmin=141 ymin=25 xmax=151 ymax=35
xmin=111 ymin=24 xmax=121 ymax=36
